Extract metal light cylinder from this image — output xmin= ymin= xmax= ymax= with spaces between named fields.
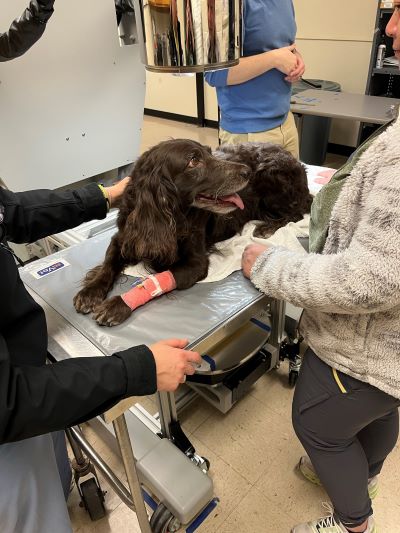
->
xmin=134 ymin=0 xmax=242 ymax=73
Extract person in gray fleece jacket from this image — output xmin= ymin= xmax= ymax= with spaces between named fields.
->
xmin=242 ymin=9 xmax=400 ymax=533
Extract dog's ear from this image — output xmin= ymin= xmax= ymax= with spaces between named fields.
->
xmin=255 ymin=153 xmax=310 ymax=214
xmin=121 ymin=161 xmax=183 ymax=266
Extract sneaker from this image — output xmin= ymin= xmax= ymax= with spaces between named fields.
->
xmin=291 ymin=512 xmax=377 ymax=533
xmin=298 ymin=456 xmax=379 ymax=500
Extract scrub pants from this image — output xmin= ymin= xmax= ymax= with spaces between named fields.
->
xmin=219 ymin=112 xmax=299 ymax=159
xmin=0 ymin=432 xmax=72 ymax=533
xmin=292 ymin=348 xmax=400 ymax=528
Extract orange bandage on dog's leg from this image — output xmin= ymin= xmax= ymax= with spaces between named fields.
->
xmin=121 ymin=271 xmax=176 ymax=311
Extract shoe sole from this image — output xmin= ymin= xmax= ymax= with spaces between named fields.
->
xmin=298 ymin=460 xmax=322 ymax=486
xmin=368 ymin=483 xmax=379 ymax=500
xmin=298 ymin=461 xmax=378 ymax=500
xmin=290 ymin=523 xmax=378 ymax=532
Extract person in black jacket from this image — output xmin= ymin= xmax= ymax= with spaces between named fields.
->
xmin=0 ymin=183 xmax=201 ymax=533
xmin=0 ymin=0 xmax=55 ymax=61
xmin=115 ymin=0 xmax=134 ymax=26
xmin=0 ymin=183 xmax=201 ymax=443
xmin=0 ymin=3 xmax=201 ymax=532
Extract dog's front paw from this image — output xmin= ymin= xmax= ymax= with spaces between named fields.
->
xmin=73 ymin=286 xmax=108 ymax=314
xmin=93 ymin=296 xmax=132 ymax=327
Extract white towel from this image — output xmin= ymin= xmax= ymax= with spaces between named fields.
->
xmin=124 ymin=165 xmax=324 ymax=283
xmin=124 ymin=215 xmax=310 ymax=283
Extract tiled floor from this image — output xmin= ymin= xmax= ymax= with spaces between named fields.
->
xmin=69 ymin=117 xmax=398 ymax=532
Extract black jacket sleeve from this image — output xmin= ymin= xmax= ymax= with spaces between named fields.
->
xmin=0 ymin=0 xmax=55 ymax=62
xmin=0 ymin=340 xmax=157 ymax=443
xmin=115 ymin=0 xmax=135 ymax=25
xmin=0 ymin=183 xmax=108 ymax=243
xmin=0 ymin=182 xmax=158 ymax=444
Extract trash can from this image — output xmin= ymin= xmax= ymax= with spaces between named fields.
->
xmin=292 ymin=79 xmax=341 ymax=165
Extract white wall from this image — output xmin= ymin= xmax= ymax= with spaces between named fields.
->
xmin=145 ymin=72 xmax=198 ymax=117
xmin=0 ymin=0 xmax=146 ymax=191
xmin=293 ymin=0 xmax=377 ymax=146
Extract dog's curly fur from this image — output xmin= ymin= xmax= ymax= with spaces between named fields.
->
xmin=74 ymin=139 xmax=312 ymax=326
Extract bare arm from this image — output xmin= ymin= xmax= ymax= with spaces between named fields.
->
xmin=227 ymin=44 xmax=297 ymax=85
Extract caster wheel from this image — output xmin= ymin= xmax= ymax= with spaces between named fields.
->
xmin=150 ymin=503 xmax=179 ymax=533
xmin=80 ymin=478 xmax=106 ymax=521
xmin=289 ymin=370 xmax=298 ymax=387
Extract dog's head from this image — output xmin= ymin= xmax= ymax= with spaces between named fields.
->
xmin=138 ymin=138 xmax=249 ymax=214
xmin=215 ymin=142 xmax=312 ymax=217
xmin=118 ymin=139 xmax=249 ymax=266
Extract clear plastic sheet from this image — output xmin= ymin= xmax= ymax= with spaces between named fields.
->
xmin=21 ymin=230 xmax=263 ymax=356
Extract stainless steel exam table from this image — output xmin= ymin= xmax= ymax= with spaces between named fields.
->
xmin=20 ymin=228 xmax=285 ymax=532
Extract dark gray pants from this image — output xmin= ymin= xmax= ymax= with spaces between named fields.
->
xmin=292 ymin=348 xmax=400 ymax=528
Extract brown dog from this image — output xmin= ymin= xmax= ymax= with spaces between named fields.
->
xmin=74 ymin=139 xmax=312 ymax=326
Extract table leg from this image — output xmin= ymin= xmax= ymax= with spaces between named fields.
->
xmin=113 ymin=414 xmax=152 ymax=533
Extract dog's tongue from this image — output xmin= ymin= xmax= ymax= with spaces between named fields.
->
xmin=220 ymin=193 xmax=245 ymax=210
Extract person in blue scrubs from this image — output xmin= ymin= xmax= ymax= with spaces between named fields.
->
xmin=205 ymin=0 xmax=305 ymax=158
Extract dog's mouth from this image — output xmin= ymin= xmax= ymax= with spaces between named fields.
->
xmin=192 ymin=177 xmax=248 ymax=213
xmin=194 ymin=191 xmax=245 ymax=211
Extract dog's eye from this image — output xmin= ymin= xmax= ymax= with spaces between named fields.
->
xmin=188 ymin=157 xmax=200 ymax=168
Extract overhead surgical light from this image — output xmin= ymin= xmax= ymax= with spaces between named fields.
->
xmin=133 ymin=0 xmax=242 ymax=73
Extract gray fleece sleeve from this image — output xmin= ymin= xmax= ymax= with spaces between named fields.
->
xmin=250 ymin=164 xmax=400 ymax=315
